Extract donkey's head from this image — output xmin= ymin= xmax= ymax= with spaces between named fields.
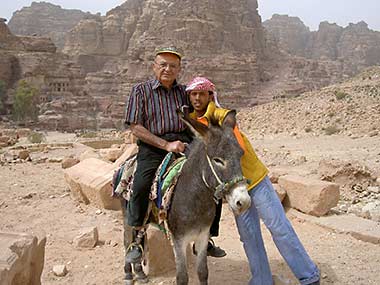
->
xmin=178 ymin=107 xmax=251 ymax=215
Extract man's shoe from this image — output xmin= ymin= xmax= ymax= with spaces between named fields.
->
xmin=307 ymin=281 xmax=320 ymax=285
xmin=125 ymin=244 xmax=143 ymax=263
xmin=207 ymin=240 xmax=226 ymax=258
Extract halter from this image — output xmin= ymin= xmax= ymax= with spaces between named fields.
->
xmin=202 ymin=154 xmax=247 ymax=200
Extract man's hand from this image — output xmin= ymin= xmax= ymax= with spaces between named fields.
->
xmin=165 ymin=140 xmax=186 ymax=153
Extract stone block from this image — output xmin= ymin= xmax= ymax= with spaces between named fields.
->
xmin=279 ymin=175 xmax=339 ymax=216
xmin=143 ymin=226 xmax=195 ymax=277
xmin=64 ymin=144 xmax=138 ymax=210
xmin=0 ymin=232 xmax=46 ymax=285
xmin=143 ymin=226 xmax=175 ymax=276
xmin=99 ymin=147 xmax=123 ymax=162
xmin=64 ymin=157 xmax=119 ymax=210
xmin=73 ymin=227 xmax=99 ymax=248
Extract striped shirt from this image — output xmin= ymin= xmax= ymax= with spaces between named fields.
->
xmin=124 ymin=78 xmax=189 ymax=136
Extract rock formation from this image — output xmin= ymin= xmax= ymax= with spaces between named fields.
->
xmin=264 ymin=15 xmax=380 ymax=71
xmin=8 ymin=2 xmax=93 ymax=50
xmin=263 ymin=14 xmax=311 ymax=57
xmin=63 ymin=0 xmax=266 ymax=107
xmin=3 ymin=2 xmax=380 ymax=130
xmin=0 ymin=19 xmax=101 ymax=130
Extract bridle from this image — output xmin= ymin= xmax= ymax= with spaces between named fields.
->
xmin=202 ymin=153 xmax=247 ymax=200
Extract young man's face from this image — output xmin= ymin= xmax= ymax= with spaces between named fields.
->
xmin=189 ymin=90 xmax=212 ymax=113
xmin=153 ymin=53 xmax=181 ymax=87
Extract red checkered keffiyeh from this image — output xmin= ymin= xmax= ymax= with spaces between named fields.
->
xmin=185 ymin=77 xmax=221 ymax=107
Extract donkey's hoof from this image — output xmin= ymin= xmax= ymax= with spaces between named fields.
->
xmin=124 ymin=278 xmax=134 ymax=285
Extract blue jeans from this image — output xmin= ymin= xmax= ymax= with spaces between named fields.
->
xmin=235 ymin=176 xmax=320 ymax=285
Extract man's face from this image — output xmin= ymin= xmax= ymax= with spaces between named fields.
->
xmin=189 ymin=90 xmax=212 ymax=113
xmin=153 ymin=53 xmax=181 ymax=86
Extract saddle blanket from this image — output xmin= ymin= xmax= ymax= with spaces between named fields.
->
xmin=112 ymin=152 xmax=186 ymax=224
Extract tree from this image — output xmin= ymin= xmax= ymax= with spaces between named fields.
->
xmin=12 ymin=80 xmax=39 ymax=123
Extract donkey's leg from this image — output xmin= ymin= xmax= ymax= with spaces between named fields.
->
xmin=194 ymin=229 xmax=210 ymax=285
xmin=172 ymin=237 xmax=189 ymax=285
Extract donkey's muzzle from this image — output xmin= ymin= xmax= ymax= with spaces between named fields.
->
xmin=226 ymin=183 xmax=251 ymax=215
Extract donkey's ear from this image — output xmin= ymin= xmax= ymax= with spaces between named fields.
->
xmin=177 ymin=107 xmax=209 ymax=139
xmin=222 ymin=110 xmax=237 ymax=129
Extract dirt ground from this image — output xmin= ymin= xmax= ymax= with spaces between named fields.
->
xmin=1 ymin=132 xmax=380 ymax=285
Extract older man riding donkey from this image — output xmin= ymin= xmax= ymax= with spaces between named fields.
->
xmin=117 ymin=47 xmax=251 ymax=284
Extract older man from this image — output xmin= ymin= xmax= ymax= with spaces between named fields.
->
xmin=124 ymin=47 xmax=191 ymax=264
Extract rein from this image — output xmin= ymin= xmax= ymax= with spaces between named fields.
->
xmin=202 ymin=153 xmax=247 ymax=200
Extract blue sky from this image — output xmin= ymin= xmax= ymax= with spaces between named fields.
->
xmin=1 ymin=0 xmax=379 ymax=31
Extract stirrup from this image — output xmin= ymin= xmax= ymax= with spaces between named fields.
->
xmin=126 ymin=242 xmax=144 ymax=263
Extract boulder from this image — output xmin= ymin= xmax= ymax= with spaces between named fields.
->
xmin=99 ymin=147 xmax=123 ymax=162
xmin=73 ymin=227 xmax=99 ymax=248
xmin=0 ymin=232 xmax=46 ymax=285
xmin=143 ymin=226 xmax=195 ymax=276
xmin=143 ymin=227 xmax=175 ymax=276
xmin=278 ymin=175 xmax=339 ymax=216
xmin=64 ymin=157 xmax=119 ymax=210
xmin=52 ymin=264 xmax=68 ymax=277
xmin=64 ymin=144 xmax=137 ymax=210
xmin=61 ymin=157 xmax=80 ymax=169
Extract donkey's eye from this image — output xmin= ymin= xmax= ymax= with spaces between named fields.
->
xmin=212 ymin=157 xmax=225 ymax=167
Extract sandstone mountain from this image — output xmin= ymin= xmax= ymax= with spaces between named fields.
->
xmin=264 ymin=15 xmax=380 ymax=74
xmin=63 ymin=0 xmax=266 ymax=107
xmin=8 ymin=2 xmax=93 ymax=50
xmin=2 ymin=1 xmax=380 ymax=131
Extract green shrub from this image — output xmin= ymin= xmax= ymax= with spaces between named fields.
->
xmin=324 ymin=125 xmax=340 ymax=135
xmin=334 ymin=90 xmax=348 ymax=100
xmin=27 ymin=132 xmax=46 ymax=144
xmin=327 ymin=111 xmax=335 ymax=118
xmin=304 ymin=127 xmax=312 ymax=133
xmin=79 ymin=131 xmax=98 ymax=138
xmin=12 ymin=80 xmax=39 ymax=123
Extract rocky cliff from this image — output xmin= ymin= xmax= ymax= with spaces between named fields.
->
xmin=63 ymin=0 xmax=266 ymax=107
xmin=3 ymin=2 xmax=380 ymax=131
xmin=8 ymin=2 xmax=92 ymax=50
xmin=263 ymin=14 xmax=311 ymax=57
xmin=264 ymin=15 xmax=380 ymax=71
xmin=0 ymin=19 xmax=102 ymax=130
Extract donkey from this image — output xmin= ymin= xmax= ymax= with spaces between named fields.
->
xmin=121 ymin=109 xmax=251 ymax=285
xmin=166 ymin=109 xmax=251 ymax=284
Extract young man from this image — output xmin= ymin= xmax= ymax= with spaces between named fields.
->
xmin=186 ymin=77 xmax=320 ymax=285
